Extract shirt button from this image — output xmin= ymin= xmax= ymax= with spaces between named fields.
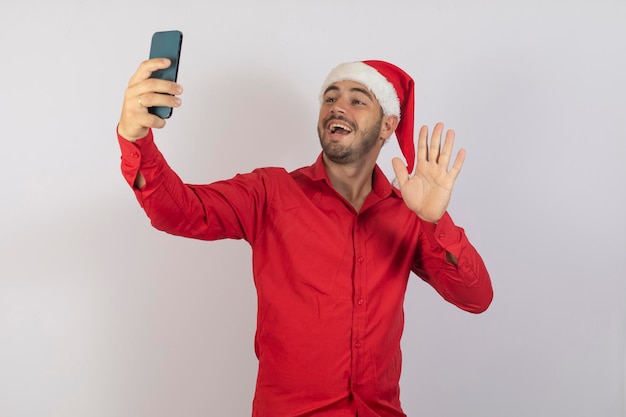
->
xmin=357 ymin=299 xmax=364 ymax=306
xmin=357 ymin=256 xmax=364 ymax=263
xmin=439 ymin=233 xmax=446 ymax=240
xmin=130 ymin=152 xmax=139 ymax=158
xmin=355 ymin=342 xmax=362 ymax=348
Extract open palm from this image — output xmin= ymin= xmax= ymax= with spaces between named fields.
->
xmin=392 ymin=123 xmax=465 ymax=223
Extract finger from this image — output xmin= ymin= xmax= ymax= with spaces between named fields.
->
xmin=119 ymin=89 xmax=179 ymax=139
xmin=128 ymin=58 xmax=172 ymax=87
xmin=129 ymin=78 xmax=183 ymax=99
xmin=135 ymin=92 xmax=182 ymax=110
xmin=392 ymin=157 xmax=410 ymax=188
xmin=133 ymin=112 xmax=168 ymax=130
xmin=416 ymin=125 xmax=429 ymax=163
xmin=448 ymin=148 xmax=466 ymax=180
xmin=124 ymin=80 xmax=182 ymax=120
xmin=438 ymin=128 xmax=456 ymax=168
xmin=429 ymin=122 xmax=444 ymax=162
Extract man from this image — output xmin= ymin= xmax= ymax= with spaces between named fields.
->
xmin=117 ymin=58 xmax=493 ymax=417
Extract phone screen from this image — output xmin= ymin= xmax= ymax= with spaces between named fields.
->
xmin=148 ymin=30 xmax=183 ymax=119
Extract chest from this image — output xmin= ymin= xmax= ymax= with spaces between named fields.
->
xmin=253 ymin=189 xmax=420 ymax=296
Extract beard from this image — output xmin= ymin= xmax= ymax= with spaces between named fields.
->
xmin=318 ymin=115 xmax=383 ymax=165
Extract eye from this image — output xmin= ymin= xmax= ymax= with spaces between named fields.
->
xmin=324 ymin=96 xmax=337 ymax=104
xmin=352 ymin=99 xmax=365 ymax=106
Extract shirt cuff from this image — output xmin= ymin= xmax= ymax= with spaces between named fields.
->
xmin=426 ymin=212 xmax=466 ymax=258
xmin=117 ymin=128 xmax=161 ymax=189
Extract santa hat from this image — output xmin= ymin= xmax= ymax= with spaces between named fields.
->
xmin=320 ymin=60 xmax=416 ymax=173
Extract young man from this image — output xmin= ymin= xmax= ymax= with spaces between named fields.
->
xmin=117 ymin=59 xmax=493 ymax=417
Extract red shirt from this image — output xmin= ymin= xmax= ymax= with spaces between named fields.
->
xmin=118 ymin=130 xmax=493 ymax=417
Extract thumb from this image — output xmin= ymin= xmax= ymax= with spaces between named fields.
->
xmin=391 ymin=157 xmax=409 ymax=188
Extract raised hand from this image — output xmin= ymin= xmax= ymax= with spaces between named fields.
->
xmin=391 ymin=122 xmax=465 ymax=223
xmin=117 ymin=58 xmax=183 ymax=142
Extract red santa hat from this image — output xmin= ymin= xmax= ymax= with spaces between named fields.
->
xmin=320 ymin=60 xmax=416 ymax=173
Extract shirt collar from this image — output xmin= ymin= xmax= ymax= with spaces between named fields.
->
xmin=305 ymin=152 xmax=403 ymax=200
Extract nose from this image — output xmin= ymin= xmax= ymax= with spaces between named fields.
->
xmin=330 ymin=98 xmax=346 ymax=115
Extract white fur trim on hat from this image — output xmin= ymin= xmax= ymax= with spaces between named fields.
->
xmin=319 ymin=61 xmax=401 ymax=120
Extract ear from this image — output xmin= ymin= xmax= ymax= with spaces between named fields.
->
xmin=380 ymin=115 xmax=399 ymax=140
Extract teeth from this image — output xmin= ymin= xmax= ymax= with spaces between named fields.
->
xmin=330 ymin=123 xmax=352 ymax=133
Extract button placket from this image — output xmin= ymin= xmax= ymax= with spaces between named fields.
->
xmin=351 ymin=215 xmax=368 ymax=384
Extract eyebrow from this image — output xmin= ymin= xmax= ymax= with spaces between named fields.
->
xmin=323 ymin=85 xmax=375 ymax=101
xmin=351 ymin=87 xmax=374 ymax=101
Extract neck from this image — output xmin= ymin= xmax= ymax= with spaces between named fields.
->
xmin=322 ymin=153 xmax=377 ymax=212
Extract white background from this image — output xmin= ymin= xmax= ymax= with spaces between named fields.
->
xmin=1 ymin=0 xmax=624 ymax=416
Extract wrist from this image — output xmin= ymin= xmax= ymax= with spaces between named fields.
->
xmin=117 ymin=123 xmax=148 ymax=143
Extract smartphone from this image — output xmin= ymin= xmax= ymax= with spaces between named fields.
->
xmin=148 ymin=30 xmax=183 ymax=119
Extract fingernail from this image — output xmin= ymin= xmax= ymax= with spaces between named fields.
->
xmin=174 ymin=98 xmax=182 ymax=106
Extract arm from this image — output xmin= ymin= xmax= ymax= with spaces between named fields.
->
xmin=392 ymin=123 xmax=465 ymax=265
xmin=117 ymin=58 xmax=184 ymax=188
xmin=413 ymin=212 xmax=493 ymax=313
xmin=118 ymin=129 xmax=268 ymax=243
xmin=116 ymin=59 xmax=264 ymax=242
xmin=393 ymin=123 xmax=492 ymax=312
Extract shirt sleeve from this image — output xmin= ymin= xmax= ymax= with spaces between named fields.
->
xmin=118 ymin=129 xmax=164 ymax=190
xmin=117 ymin=128 xmax=267 ymax=243
xmin=412 ymin=212 xmax=493 ymax=313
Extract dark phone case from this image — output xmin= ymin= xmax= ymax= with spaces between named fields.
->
xmin=148 ymin=30 xmax=183 ymax=119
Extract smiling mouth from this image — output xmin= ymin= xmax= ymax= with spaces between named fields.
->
xmin=328 ymin=122 xmax=353 ymax=135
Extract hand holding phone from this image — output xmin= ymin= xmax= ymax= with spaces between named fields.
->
xmin=117 ymin=31 xmax=183 ymax=142
xmin=148 ymin=30 xmax=183 ymax=119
